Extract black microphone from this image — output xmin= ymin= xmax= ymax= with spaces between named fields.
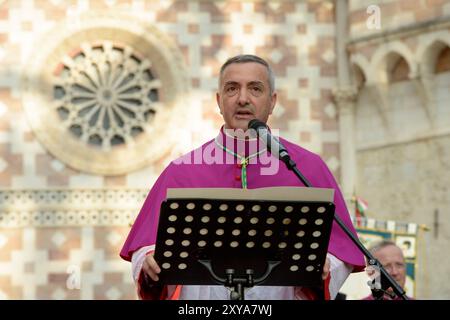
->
xmin=248 ymin=119 xmax=290 ymax=163
xmin=248 ymin=119 xmax=312 ymax=187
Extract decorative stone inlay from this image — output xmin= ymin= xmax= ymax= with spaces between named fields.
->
xmin=106 ymin=231 xmax=122 ymax=246
xmin=50 ymin=159 xmax=65 ymax=172
xmin=51 ymin=288 xmax=67 ymax=300
xmin=324 ymin=103 xmax=337 ymax=118
xmin=51 ymin=231 xmax=67 ymax=247
xmin=0 ymin=189 xmax=148 ymax=227
xmin=270 ymin=49 xmax=284 ymax=64
xmin=0 ymin=158 xmax=8 ymax=173
xmin=105 ymin=286 xmax=122 ymax=300
xmin=0 ymin=101 xmax=7 ymax=117
xmin=0 ymin=233 xmax=7 ymax=248
xmin=326 ymin=156 xmax=340 ymax=172
xmin=321 ymin=49 xmax=335 ymax=64
xmin=22 ymin=13 xmax=188 ymax=175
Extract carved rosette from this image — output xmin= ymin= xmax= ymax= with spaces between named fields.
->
xmin=22 ymin=13 xmax=188 ymax=175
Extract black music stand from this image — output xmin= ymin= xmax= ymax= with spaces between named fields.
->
xmin=153 ymin=196 xmax=334 ymax=300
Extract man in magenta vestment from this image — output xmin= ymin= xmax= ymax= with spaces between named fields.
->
xmin=120 ymin=54 xmax=365 ymax=300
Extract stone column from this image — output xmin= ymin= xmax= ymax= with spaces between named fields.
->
xmin=332 ymin=88 xmax=357 ymax=202
xmin=334 ymin=0 xmax=358 ymax=204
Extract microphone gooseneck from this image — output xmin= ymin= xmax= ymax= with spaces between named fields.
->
xmin=247 ymin=119 xmax=290 ymax=163
xmin=248 ymin=119 xmax=408 ymax=300
xmin=247 ymin=119 xmax=311 ymax=187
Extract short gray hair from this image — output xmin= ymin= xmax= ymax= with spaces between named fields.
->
xmin=219 ymin=54 xmax=275 ymax=94
xmin=368 ymin=239 xmax=400 ymax=255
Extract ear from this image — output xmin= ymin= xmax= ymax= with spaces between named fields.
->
xmin=216 ymin=92 xmax=223 ymax=114
xmin=269 ymin=91 xmax=277 ymax=115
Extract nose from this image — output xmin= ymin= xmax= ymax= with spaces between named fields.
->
xmin=388 ymin=265 xmax=401 ymax=279
xmin=392 ymin=267 xmax=400 ymax=275
xmin=237 ymin=87 xmax=250 ymax=106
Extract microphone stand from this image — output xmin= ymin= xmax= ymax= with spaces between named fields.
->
xmin=279 ymin=155 xmax=408 ymax=300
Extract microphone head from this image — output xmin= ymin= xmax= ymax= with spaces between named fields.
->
xmin=248 ymin=119 xmax=267 ymax=131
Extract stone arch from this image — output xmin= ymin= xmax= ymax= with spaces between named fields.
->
xmin=351 ymin=63 xmax=366 ymax=90
xmin=419 ymin=39 xmax=450 ymax=76
xmin=387 ymin=53 xmax=410 ymax=83
xmin=435 ymin=46 xmax=450 ymax=73
xmin=370 ymin=42 xmax=416 ymax=84
xmin=417 ymin=31 xmax=450 ymax=76
xmin=417 ymin=33 xmax=450 ymax=127
xmin=349 ymin=54 xmax=370 ymax=89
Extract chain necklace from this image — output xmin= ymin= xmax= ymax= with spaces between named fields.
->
xmin=214 ymin=137 xmax=266 ymax=189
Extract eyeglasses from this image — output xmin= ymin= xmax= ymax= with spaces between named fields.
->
xmin=223 ymin=83 xmax=265 ymax=97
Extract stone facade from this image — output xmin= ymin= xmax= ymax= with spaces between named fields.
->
xmin=0 ymin=0 xmax=340 ymax=299
xmin=348 ymin=0 xmax=450 ymax=299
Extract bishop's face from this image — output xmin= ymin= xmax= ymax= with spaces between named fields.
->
xmin=216 ymin=62 xmax=277 ymax=131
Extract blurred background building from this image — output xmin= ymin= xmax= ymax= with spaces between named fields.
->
xmin=0 ymin=0 xmax=449 ymax=299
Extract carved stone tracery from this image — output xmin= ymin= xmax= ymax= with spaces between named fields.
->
xmin=22 ymin=13 xmax=189 ymax=175
xmin=53 ymin=41 xmax=162 ymax=150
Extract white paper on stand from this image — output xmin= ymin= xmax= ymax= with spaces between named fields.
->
xmin=167 ymin=186 xmax=334 ymax=203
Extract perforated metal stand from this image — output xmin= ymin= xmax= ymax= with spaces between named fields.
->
xmin=197 ymin=259 xmax=281 ymax=300
xmin=154 ymin=197 xmax=335 ymax=299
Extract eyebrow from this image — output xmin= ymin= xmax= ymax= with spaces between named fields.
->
xmin=223 ymin=81 xmax=265 ymax=87
xmin=223 ymin=81 xmax=239 ymax=87
xmin=248 ymin=81 xmax=264 ymax=87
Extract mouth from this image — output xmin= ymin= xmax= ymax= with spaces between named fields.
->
xmin=234 ymin=110 xmax=254 ymax=119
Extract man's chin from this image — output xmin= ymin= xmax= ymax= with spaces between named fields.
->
xmin=229 ymin=119 xmax=254 ymax=131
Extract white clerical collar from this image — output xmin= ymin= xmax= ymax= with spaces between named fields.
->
xmin=221 ymin=126 xmax=259 ymax=142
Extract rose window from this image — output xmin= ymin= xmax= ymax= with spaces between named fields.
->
xmin=53 ymin=41 xmax=161 ymax=150
xmin=22 ymin=18 xmax=188 ymax=175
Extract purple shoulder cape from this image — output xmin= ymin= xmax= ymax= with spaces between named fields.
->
xmin=120 ymin=135 xmax=365 ymax=271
